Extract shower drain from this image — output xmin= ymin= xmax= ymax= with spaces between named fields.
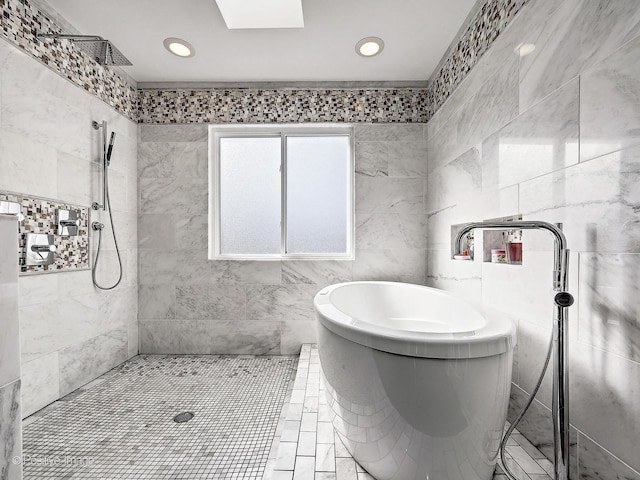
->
xmin=173 ymin=411 xmax=195 ymax=423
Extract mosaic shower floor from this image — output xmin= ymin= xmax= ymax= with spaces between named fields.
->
xmin=22 ymin=355 xmax=297 ymax=480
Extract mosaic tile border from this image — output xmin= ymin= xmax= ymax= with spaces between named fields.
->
xmin=0 ymin=192 xmax=89 ymax=274
xmin=0 ymin=0 xmax=137 ymax=121
xmin=137 ymin=88 xmax=430 ymax=124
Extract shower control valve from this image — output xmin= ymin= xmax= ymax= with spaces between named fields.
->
xmin=92 ymin=221 xmax=105 ymax=231
xmin=25 ymin=233 xmax=56 ymax=266
xmin=31 ymin=244 xmax=56 ymax=254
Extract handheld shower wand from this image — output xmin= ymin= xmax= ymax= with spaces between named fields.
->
xmin=91 ymin=120 xmax=123 ymax=290
xmin=106 ymin=132 xmax=116 ymax=165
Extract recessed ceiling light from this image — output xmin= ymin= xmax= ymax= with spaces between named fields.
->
xmin=163 ymin=37 xmax=195 ymax=58
xmin=356 ymin=37 xmax=384 ymax=57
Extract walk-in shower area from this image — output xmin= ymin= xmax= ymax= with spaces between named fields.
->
xmin=1 ymin=0 xmax=640 ymax=480
xmin=22 ymin=356 xmax=296 ymax=479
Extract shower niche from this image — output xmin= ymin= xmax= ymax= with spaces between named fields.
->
xmin=451 ymin=214 xmax=523 ymax=265
xmin=482 ymin=214 xmax=523 ymax=265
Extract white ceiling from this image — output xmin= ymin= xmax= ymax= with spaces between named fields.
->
xmin=45 ymin=0 xmax=477 ymax=84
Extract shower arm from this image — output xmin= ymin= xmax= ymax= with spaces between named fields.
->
xmin=37 ymin=33 xmax=106 ymax=42
xmin=454 ymin=220 xmax=571 ymax=480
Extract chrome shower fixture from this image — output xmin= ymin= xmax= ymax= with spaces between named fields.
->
xmin=455 ymin=220 xmax=573 ymax=480
xmin=37 ymin=33 xmax=132 ymax=66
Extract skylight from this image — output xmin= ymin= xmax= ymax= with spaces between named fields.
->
xmin=215 ymin=0 xmax=304 ymax=29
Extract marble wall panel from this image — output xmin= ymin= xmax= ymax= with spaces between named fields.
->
xmin=58 ymin=328 xmax=129 ymax=396
xmin=0 ymin=380 xmax=21 ymax=480
xmin=246 ymin=285 xmax=319 ymax=323
xmin=519 ymin=0 xmax=640 ymax=112
xmin=577 ymin=433 xmax=640 ymax=480
xmin=519 ymin=145 xmax=640 ymax=253
xmin=0 ymin=280 xmax=20 ymax=387
xmin=281 ymin=261 xmax=353 ymax=286
xmin=581 ymin=34 xmax=640 ymax=163
xmin=425 ymin=249 xmax=482 ymax=302
xmin=353 ymin=248 xmax=426 ymax=284
xmin=427 ymin=146 xmax=482 ymax=214
xmin=569 ymin=340 xmax=640 ymax=471
xmin=482 ymin=78 xmax=579 ymax=192
xmin=355 ymin=177 xmax=424 ymax=214
xmin=175 ymin=285 xmax=246 ymax=320
xmin=428 ymin=56 xmax=519 ymax=172
xmin=139 ymin=284 xmax=176 ymax=320
xmin=578 ymin=253 xmax=640 ymax=363
xmin=20 ymin=353 xmax=59 ymax=417
xmin=355 ymin=214 xmax=427 ymax=251
xmin=139 ymin=320 xmax=281 ymax=355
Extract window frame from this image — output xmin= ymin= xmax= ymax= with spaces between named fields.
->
xmin=209 ymin=124 xmax=355 ymax=261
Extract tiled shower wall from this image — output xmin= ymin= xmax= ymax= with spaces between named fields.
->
xmin=0 ymin=215 xmax=21 ymax=480
xmin=137 ymin=123 xmax=427 ymax=354
xmin=426 ymin=0 xmax=640 ymax=478
xmin=0 ymin=38 xmax=139 ymax=417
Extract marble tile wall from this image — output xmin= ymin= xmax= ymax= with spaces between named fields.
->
xmin=0 ymin=215 xmax=22 ymax=480
xmin=0 ymin=39 xmax=139 ymax=418
xmin=138 ymin=123 xmax=427 ymax=355
xmin=426 ymin=0 xmax=640 ymax=477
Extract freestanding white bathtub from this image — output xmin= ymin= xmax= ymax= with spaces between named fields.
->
xmin=314 ymin=282 xmax=516 ymax=480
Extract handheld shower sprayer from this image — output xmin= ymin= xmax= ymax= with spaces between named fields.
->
xmin=106 ymin=132 xmax=116 ymax=165
xmin=91 ymin=120 xmax=122 ymax=290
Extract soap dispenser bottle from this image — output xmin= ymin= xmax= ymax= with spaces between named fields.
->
xmin=506 ymin=229 xmax=522 ymax=265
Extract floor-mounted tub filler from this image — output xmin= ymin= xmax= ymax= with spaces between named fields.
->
xmin=314 ymin=220 xmax=573 ymax=480
xmin=315 ymin=281 xmax=516 ymax=480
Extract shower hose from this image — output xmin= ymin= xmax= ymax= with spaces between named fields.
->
xmin=499 ymin=332 xmax=553 ymax=479
xmin=91 ymin=162 xmax=123 ymax=290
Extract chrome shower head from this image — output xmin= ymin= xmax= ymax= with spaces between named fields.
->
xmin=37 ymin=33 xmax=132 ymax=66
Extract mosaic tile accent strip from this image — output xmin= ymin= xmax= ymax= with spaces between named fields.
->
xmin=426 ymin=0 xmax=529 ymax=115
xmin=264 ymin=344 xmax=554 ymax=480
xmin=137 ymin=88 xmax=430 ymax=124
xmin=0 ymin=0 xmax=137 ymax=121
xmin=22 ymin=354 xmax=297 ymax=480
xmin=0 ymin=192 xmax=89 ymax=274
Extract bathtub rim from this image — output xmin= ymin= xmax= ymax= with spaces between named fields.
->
xmin=314 ymin=281 xmax=517 ymax=359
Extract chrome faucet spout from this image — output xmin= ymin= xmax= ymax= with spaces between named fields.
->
xmin=454 ymin=220 xmax=568 ymax=291
xmin=453 ymin=219 xmax=571 ymax=480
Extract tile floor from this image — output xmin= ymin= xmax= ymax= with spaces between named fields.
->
xmin=264 ymin=344 xmax=555 ymax=480
xmin=22 ymin=355 xmax=297 ymax=479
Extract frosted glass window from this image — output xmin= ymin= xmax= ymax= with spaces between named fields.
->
xmin=219 ymin=137 xmax=281 ymax=254
xmin=286 ymin=136 xmax=349 ymax=254
xmin=211 ymin=126 xmax=353 ymax=259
